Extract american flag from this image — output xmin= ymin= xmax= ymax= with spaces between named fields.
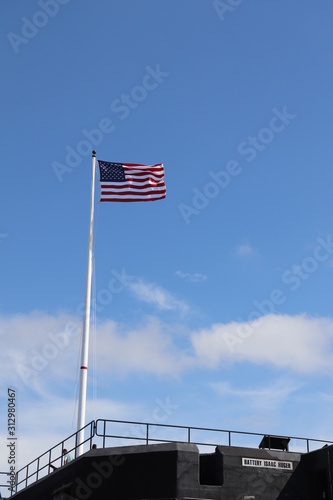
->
xmin=98 ymin=161 xmax=166 ymax=202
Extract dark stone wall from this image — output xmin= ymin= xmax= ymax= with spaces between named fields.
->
xmin=217 ymin=445 xmax=301 ymax=500
xmin=278 ymin=445 xmax=333 ymax=500
xmin=11 ymin=442 xmax=205 ymax=500
xmin=10 ymin=441 xmax=333 ymax=500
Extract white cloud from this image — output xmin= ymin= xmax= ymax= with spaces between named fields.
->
xmin=0 ymin=311 xmax=82 ymax=393
xmin=2 ymin=312 xmax=333 ymax=399
xmin=175 ymin=271 xmax=207 ymax=283
xmin=93 ymin=317 xmax=193 ymax=376
xmin=191 ymin=314 xmax=333 ymax=373
xmin=0 ymin=311 xmax=193 ymax=403
xmin=129 ymin=279 xmax=189 ymax=314
xmin=234 ymin=241 xmax=258 ymax=258
xmin=2 ymin=310 xmax=333 ymax=480
xmin=210 ymin=378 xmax=302 ymax=412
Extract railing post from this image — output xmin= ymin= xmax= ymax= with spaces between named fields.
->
xmin=25 ymin=464 xmax=29 ymax=488
xmin=103 ymin=420 xmax=106 ymax=448
xmin=62 ymin=441 xmax=65 ymax=466
xmin=228 ymin=431 xmax=231 ymax=446
xmin=75 ymin=430 xmax=78 ymax=458
xmin=90 ymin=421 xmax=95 ymax=449
xmin=307 ymin=439 xmax=309 ymax=453
xmin=188 ymin=427 xmax=191 ymax=443
xmin=36 ymin=457 xmax=40 ymax=481
xmin=15 ymin=470 xmax=18 ymax=495
xmin=146 ymin=424 xmax=149 ymax=445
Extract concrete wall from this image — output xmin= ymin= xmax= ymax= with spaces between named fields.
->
xmin=11 ymin=442 xmax=207 ymax=500
xmin=217 ymin=444 xmax=301 ymax=500
xmin=10 ymin=441 xmax=333 ymax=500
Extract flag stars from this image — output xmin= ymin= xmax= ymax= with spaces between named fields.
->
xmin=99 ymin=162 xmax=125 ymax=183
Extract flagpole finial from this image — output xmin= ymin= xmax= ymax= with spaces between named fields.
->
xmin=92 ymin=150 xmax=96 ymax=157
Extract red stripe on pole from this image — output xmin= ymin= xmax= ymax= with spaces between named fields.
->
xmin=80 ymin=366 xmax=88 ymax=370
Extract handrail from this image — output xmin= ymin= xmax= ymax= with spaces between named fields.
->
xmin=0 ymin=471 xmax=10 ymax=498
xmin=95 ymin=418 xmax=333 ymax=453
xmin=10 ymin=418 xmax=333 ymax=496
xmin=13 ymin=420 xmax=95 ymax=495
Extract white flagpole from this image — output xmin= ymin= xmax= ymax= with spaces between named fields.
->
xmin=77 ymin=150 xmax=96 ymax=456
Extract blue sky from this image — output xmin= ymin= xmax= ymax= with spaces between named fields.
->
xmin=1 ymin=0 xmax=333 ymax=489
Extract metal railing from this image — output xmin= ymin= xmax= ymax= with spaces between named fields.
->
xmin=0 ymin=471 xmax=10 ymax=499
xmin=13 ymin=420 xmax=95 ymax=495
xmin=10 ymin=418 xmax=333 ymax=496
xmin=95 ymin=419 xmax=333 ymax=454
